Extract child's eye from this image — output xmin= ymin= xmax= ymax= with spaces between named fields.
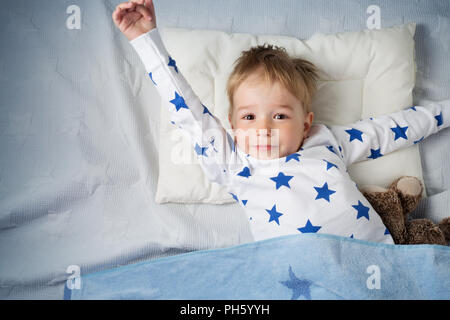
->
xmin=242 ymin=114 xmax=255 ymax=120
xmin=274 ymin=114 xmax=287 ymax=120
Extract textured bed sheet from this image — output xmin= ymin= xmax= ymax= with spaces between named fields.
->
xmin=0 ymin=0 xmax=449 ymax=299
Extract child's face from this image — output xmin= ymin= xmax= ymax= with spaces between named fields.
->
xmin=229 ymin=72 xmax=314 ymax=160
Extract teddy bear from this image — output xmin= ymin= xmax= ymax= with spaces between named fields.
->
xmin=359 ymin=176 xmax=450 ymax=245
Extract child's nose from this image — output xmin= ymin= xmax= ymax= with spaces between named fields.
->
xmin=256 ymin=119 xmax=273 ymax=136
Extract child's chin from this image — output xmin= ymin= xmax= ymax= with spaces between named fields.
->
xmin=250 ymin=148 xmax=282 ymax=160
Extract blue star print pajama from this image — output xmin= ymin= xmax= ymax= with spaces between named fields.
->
xmin=130 ymin=28 xmax=450 ymax=244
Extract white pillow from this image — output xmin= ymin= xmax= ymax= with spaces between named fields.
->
xmin=154 ymin=23 xmax=423 ymax=204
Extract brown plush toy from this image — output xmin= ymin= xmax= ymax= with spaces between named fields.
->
xmin=360 ymin=176 xmax=450 ymax=245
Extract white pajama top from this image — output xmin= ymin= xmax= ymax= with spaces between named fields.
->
xmin=130 ymin=28 xmax=450 ymax=244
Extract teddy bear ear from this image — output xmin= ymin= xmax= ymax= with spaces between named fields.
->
xmin=389 ymin=176 xmax=422 ymax=197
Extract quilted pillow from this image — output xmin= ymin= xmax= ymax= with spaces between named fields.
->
xmin=153 ymin=23 xmax=421 ymax=204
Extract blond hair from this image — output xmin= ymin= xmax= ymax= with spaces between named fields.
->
xmin=227 ymin=44 xmax=319 ymax=119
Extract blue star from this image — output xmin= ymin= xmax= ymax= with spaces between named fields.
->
xmin=209 ymin=136 xmax=218 ymax=153
xmin=352 ymin=200 xmax=370 ymax=220
xmin=414 ymin=136 xmax=424 ymax=144
xmin=322 ymin=159 xmax=338 ymax=170
xmin=391 ymin=124 xmax=408 ymax=141
xmin=148 ymin=72 xmax=157 ymax=85
xmin=286 ymin=153 xmax=300 ymax=162
xmin=168 ymin=56 xmax=178 ymax=73
xmin=345 ymin=128 xmax=364 ymax=142
xmin=169 ymin=92 xmax=189 ymax=111
xmin=314 ymin=182 xmax=336 ymax=202
xmin=265 ymin=205 xmax=283 ymax=225
xmin=326 ymin=145 xmax=337 ymax=155
xmin=367 ymin=148 xmax=383 ymax=160
xmin=270 ymin=172 xmax=294 ymax=190
xmin=237 ymin=166 xmax=251 ymax=178
xmin=435 ymin=112 xmax=443 ymax=126
xmin=279 ymin=266 xmax=312 ymax=300
xmin=203 ymin=105 xmax=213 ymax=116
xmin=338 ymin=145 xmax=343 ymax=156
xmin=229 ymin=192 xmax=239 ymax=203
xmin=298 ymin=219 xmax=321 ymax=233
xmin=194 ymin=143 xmax=208 ymax=157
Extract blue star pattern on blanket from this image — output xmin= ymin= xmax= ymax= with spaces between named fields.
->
xmin=131 ymin=29 xmax=450 ymax=245
xmin=280 ymin=266 xmax=312 ymax=300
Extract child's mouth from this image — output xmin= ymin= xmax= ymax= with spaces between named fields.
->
xmin=255 ymin=145 xmax=272 ymax=150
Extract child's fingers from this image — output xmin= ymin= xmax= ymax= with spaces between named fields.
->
xmin=134 ymin=5 xmax=152 ymax=21
xmin=144 ymin=0 xmax=154 ymax=12
xmin=149 ymin=0 xmax=155 ymax=13
xmin=128 ymin=0 xmax=145 ymax=7
xmin=116 ymin=1 xmax=135 ymax=11
xmin=112 ymin=6 xmax=124 ymax=23
xmin=113 ymin=1 xmax=137 ymax=21
xmin=145 ymin=0 xmax=155 ymax=20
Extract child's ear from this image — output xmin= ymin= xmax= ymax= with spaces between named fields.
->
xmin=304 ymin=112 xmax=314 ymax=135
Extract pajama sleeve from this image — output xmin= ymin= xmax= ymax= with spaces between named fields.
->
xmin=129 ymin=28 xmax=237 ymax=186
xmin=328 ymin=100 xmax=450 ymax=166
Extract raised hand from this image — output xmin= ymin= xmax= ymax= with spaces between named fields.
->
xmin=112 ymin=0 xmax=157 ymax=41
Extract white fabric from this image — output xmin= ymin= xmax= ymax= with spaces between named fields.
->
xmin=129 ymin=27 xmax=449 ymax=243
xmin=149 ymin=23 xmax=425 ymax=204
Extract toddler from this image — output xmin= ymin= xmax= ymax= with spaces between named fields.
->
xmin=113 ymin=0 xmax=450 ymax=244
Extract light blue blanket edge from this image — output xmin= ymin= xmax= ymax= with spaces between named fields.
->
xmin=68 ymin=233 xmax=450 ymax=300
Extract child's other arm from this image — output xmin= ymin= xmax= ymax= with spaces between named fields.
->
xmin=113 ymin=1 xmax=236 ymax=186
xmin=327 ymin=100 xmax=450 ymax=166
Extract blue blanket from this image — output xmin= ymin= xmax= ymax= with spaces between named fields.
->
xmin=67 ymin=233 xmax=450 ymax=300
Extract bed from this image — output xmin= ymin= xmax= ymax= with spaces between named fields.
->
xmin=0 ymin=0 xmax=449 ymax=299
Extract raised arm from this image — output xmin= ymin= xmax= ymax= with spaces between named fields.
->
xmin=113 ymin=1 xmax=238 ymax=186
xmin=327 ymin=100 xmax=450 ymax=166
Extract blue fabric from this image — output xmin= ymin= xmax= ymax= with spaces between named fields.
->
xmin=69 ymin=233 xmax=450 ymax=300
